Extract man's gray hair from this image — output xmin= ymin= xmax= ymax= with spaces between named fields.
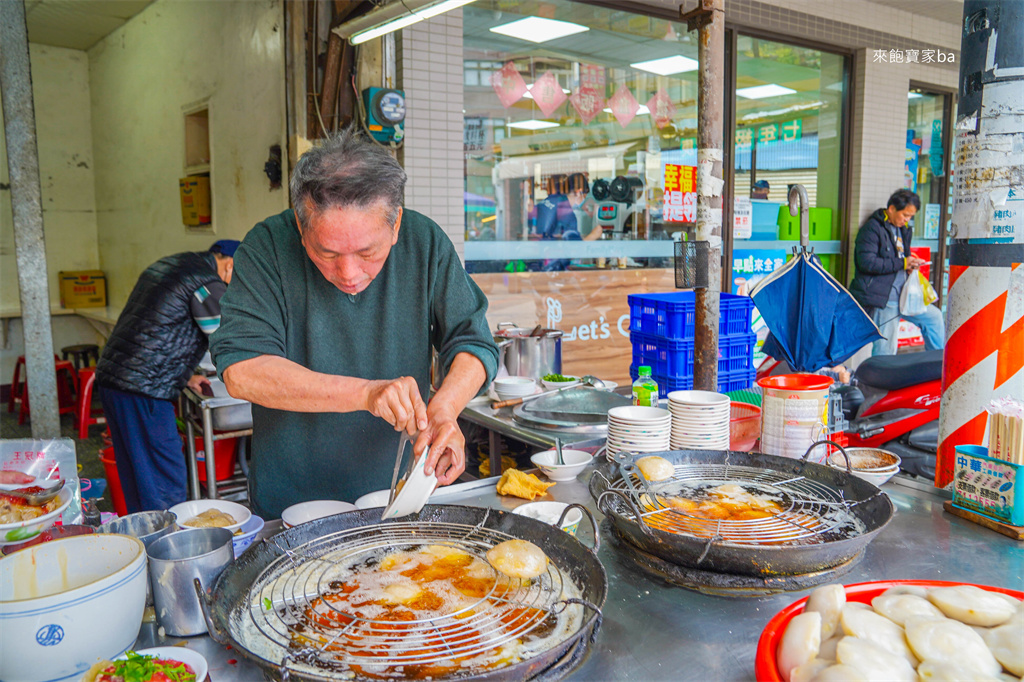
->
xmin=290 ymin=127 xmax=407 ymax=229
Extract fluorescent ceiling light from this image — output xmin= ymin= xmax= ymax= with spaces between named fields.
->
xmin=736 ymin=84 xmax=797 ymax=99
xmin=602 ymin=104 xmax=651 ymax=115
xmin=507 ymin=119 xmax=560 ymax=130
xmin=489 ymin=17 xmax=589 ymax=43
xmin=908 ymin=92 xmax=923 ymax=99
xmin=630 ymin=55 xmax=698 ymax=76
xmin=523 ymin=83 xmax=571 ymax=99
xmin=347 ymin=0 xmax=476 ymax=45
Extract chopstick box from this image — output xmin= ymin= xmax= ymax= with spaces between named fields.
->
xmin=952 ymin=445 xmax=1024 ymax=527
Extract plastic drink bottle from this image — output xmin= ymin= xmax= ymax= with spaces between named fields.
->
xmin=632 ymin=366 xmax=659 ymax=407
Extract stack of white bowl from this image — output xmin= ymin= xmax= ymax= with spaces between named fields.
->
xmin=668 ymin=390 xmax=731 ymax=450
xmin=606 ymin=406 xmax=672 ymax=460
xmin=492 ymin=377 xmax=537 ymax=402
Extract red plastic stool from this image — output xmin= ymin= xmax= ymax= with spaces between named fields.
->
xmin=76 ymin=368 xmax=105 ymax=438
xmin=18 ymin=359 xmax=79 ymax=425
xmin=7 ymin=355 xmax=26 ymax=413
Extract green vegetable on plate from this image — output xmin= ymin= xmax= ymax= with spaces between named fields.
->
xmin=542 ymin=374 xmax=574 ymax=382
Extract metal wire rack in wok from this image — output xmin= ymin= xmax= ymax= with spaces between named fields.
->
xmin=600 ymin=461 xmax=866 ymax=546
xmin=244 ymin=521 xmax=585 ymax=676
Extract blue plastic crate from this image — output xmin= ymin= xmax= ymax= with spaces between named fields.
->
xmin=628 ymin=291 xmax=753 ymax=340
xmin=630 ymin=331 xmax=756 ymax=380
xmin=629 ymin=367 xmax=757 ymax=393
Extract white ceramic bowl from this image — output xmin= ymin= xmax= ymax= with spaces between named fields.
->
xmin=530 ymin=449 xmax=593 ymax=482
xmin=169 ymin=499 xmax=251 ymax=534
xmin=232 ymin=514 xmax=265 ymax=555
xmin=0 ymin=534 xmax=148 ymax=682
xmin=282 ymin=500 xmax=357 ymax=528
xmin=354 ymin=489 xmax=393 ymax=509
xmin=829 ymin=448 xmax=902 ymax=472
xmin=0 ymin=485 xmax=73 ymax=546
xmin=608 ymin=405 xmax=672 ymax=423
xmin=492 ymin=377 xmax=537 ymax=399
xmin=541 ymin=375 xmax=580 ymax=391
xmin=114 ymin=647 xmax=208 ymax=682
xmin=667 ymin=390 xmax=730 ymax=406
xmin=831 ymin=465 xmax=900 ymax=486
xmin=513 ymin=501 xmax=583 ymax=535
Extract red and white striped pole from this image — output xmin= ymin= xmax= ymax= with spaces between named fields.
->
xmin=936 ymin=0 xmax=1024 ymax=488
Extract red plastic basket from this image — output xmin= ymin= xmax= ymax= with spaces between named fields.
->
xmin=754 ymin=580 xmax=1024 ymax=682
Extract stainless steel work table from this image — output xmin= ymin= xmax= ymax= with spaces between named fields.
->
xmin=135 ymin=469 xmax=1024 ymax=682
xmin=179 ymin=385 xmax=252 ymax=500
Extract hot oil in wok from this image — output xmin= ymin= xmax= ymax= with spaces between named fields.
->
xmin=251 ymin=544 xmax=576 ymax=680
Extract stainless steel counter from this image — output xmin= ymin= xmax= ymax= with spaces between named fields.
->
xmin=136 ymin=469 xmax=1024 ymax=682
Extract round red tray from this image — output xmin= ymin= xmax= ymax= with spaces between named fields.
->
xmin=754 ymin=580 xmax=1024 ymax=682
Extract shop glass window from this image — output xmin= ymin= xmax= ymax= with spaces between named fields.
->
xmin=731 ymin=36 xmax=847 ymax=288
xmin=462 ymin=1 xmax=697 ymax=273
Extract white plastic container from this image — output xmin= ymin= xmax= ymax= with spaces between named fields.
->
xmin=757 ymin=374 xmax=833 ymax=461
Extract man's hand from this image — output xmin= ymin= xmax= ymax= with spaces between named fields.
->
xmin=187 ymin=374 xmax=212 ymax=396
xmin=414 ymin=401 xmax=466 ymax=486
xmin=364 ymin=376 xmax=429 ymax=436
xmin=907 ymin=255 xmax=928 ymax=270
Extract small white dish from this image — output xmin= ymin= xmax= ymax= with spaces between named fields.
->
xmin=667 ymin=390 xmax=730 ymax=406
xmin=116 ymin=646 xmax=209 ymax=682
xmin=597 ymin=380 xmax=619 ymax=391
xmin=233 ymin=514 xmax=264 ymax=554
xmin=493 ymin=377 xmax=537 ymax=398
xmin=382 ymin=446 xmax=438 ymax=520
xmin=513 ymin=501 xmax=583 ymax=535
xmin=281 ymin=500 xmax=356 ymax=528
xmin=169 ymin=499 xmax=251 ymax=534
xmin=355 ymin=489 xmax=393 ymax=509
xmin=541 ymin=375 xmax=580 ymax=391
xmin=530 ymin=449 xmax=593 ymax=482
xmin=608 ymin=406 xmax=672 ymax=422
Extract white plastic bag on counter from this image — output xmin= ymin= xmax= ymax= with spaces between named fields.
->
xmin=0 ymin=438 xmax=82 ymax=526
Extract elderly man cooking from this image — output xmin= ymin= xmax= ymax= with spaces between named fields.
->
xmin=210 ymin=130 xmax=498 ymax=519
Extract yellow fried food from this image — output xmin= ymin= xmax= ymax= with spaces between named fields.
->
xmin=636 ymin=456 xmax=674 ymax=482
xmin=495 ymin=468 xmax=555 ymax=500
xmin=184 ymin=508 xmax=237 ymax=528
xmin=478 ymin=454 xmax=517 ymax=477
xmin=486 ymin=539 xmax=548 ymax=579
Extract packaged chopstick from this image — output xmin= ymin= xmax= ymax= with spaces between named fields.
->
xmin=987 ymin=397 xmax=1024 ymax=465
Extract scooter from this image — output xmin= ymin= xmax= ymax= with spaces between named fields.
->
xmin=757 ymin=350 xmax=943 ymax=479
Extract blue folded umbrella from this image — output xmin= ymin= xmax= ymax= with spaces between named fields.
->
xmin=751 ymin=252 xmax=882 ymax=372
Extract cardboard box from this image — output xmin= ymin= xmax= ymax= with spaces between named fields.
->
xmin=58 ymin=270 xmax=107 ymax=308
xmin=179 ymin=176 xmax=211 ymax=226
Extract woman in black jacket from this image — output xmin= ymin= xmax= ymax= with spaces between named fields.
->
xmin=849 ymin=189 xmax=945 ymax=355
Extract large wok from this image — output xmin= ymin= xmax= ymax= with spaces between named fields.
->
xmin=197 ymin=504 xmax=607 ymax=682
xmin=590 ymin=448 xmax=894 ymax=577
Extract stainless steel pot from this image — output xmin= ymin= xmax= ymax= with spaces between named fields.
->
xmin=493 ymin=322 xmax=562 ymax=383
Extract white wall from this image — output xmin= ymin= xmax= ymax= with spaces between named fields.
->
xmin=0 ymin=44 xmax=103 ymax=385
xmin=88 ymin=0 xmax=289 ymax=307
xmin=1 ymin=44 xmax=100 ymax=310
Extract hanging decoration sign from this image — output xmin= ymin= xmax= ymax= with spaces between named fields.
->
xmin=646 ymin=88 xmax=676 ymax=129
xmin=491 ymin=62 xmax=528 ymax=108
xmin=735 ymin=118 xmax=803 ymax=147
xmin=609 ymin=85 xmax=639 ymax=129
xmin=570 ymin=86 xmax=604 ymax=125
xmin=579 ymin=63 xmax=606 ymax=91
xmin=530 ymin=71 xmax=568 ymax=117
xmin=663 ymin=164 xmax=697 ymax=223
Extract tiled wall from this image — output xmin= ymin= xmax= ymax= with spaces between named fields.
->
xmin=399 ymin=10 xmax=466 ymax=259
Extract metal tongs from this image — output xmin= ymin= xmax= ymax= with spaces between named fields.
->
xmin=381 ymin=433 xmax=436 ymax=520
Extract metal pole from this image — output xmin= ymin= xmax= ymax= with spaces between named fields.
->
xmin=0 ymin=0 xmax=60 ymax=439
xmin=685 ymin=0 xmax=726 ymax=391
xmin=936 ymin=0 xmax=1024 ymax=488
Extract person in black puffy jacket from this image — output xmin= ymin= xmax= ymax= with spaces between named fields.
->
xmin=96 ymin=240 xmax=239 ymax=512
xmin=848 ymin=189 xmax=945 ymax=356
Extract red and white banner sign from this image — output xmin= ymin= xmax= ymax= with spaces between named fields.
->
xmin=570 ymin=86 xmax=604 ymax=125
xmin=646 ymin=88 xmax=675 ymax=129
xmin=491 ymin=61 xmax=527 ymax=108
xmin=530 ymin=71 xmax=567 ymax=117
xmin=609 ymin=85 xmax=638 ymax=129
xmin=664 ymin=164 xmax=697 ymax=223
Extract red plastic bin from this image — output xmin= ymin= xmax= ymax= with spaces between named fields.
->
xmin=99 ymin=446 xmax=128 ymax=517
xmin=192 ymin=436 xmax=237 ymax=483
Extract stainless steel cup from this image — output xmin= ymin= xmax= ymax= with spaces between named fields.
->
xmin=98 ymin=510 xmax=178 ymax=607
xmin=146 ymin=527 xmax=234 ymax=636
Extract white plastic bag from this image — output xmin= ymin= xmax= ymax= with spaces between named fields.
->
xmin=899 ymin=271 xmax=927 ymax=316
xmin=1 ymin=438 xmax=82 ymax=528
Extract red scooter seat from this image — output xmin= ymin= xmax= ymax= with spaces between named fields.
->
xmin=857 ymin=350 xmax=943 ymax=391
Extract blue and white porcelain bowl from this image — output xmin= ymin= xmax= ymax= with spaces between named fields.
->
xmin=0 ymin=534 xmax=148 ymax=682
xmin=232 ymin=514 xmax=265 ymax=556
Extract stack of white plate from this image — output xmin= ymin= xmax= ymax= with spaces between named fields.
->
xmin=606 ymin=406 xmax=672 ymax=460
xmin=668 ymin=390 xmax=731 ymax=450
xmin=492 ymin=377 xmax=537 ymax=402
